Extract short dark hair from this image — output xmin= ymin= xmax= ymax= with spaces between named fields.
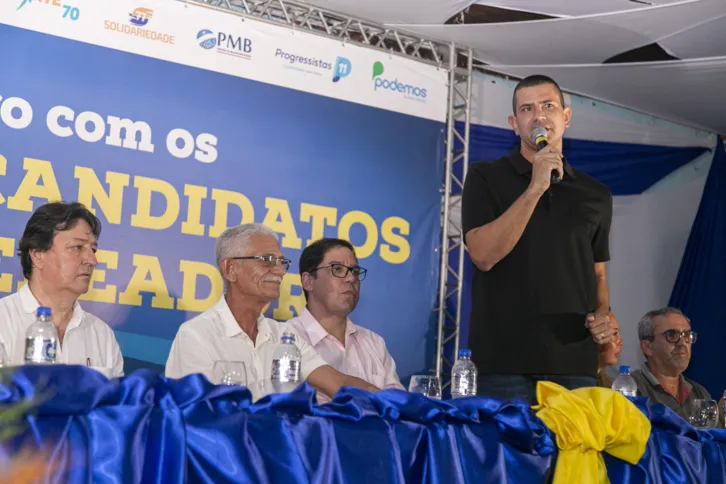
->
xmin=18 ymin=201 xmax=102 ymax=280
xmin=512 ymin=75 xmax=566 ymax=113
xmin=637 ymin=307 xmax=690 ymax=341
xmin=299 ymin=238 xmax=356 ymax=301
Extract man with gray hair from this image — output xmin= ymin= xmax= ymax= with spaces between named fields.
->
xmin=632 ymin=307 xmax=711 ymax=420
xmin=165 ymin=223 xmax=380 ymax=400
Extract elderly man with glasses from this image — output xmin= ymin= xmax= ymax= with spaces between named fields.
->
xmin=632 ymin=307 xmax=711 ymax=420
xmin=286 ymin=238 xmax=404 ymax=403
xmin=165 ymin=224 xmax=380 ymax=399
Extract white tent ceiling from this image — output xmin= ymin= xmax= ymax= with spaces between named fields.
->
xmin=394 ymin=0 xmax=726 ymax=65
xmin=296 ymin=0 xmax=476 ymax=24
xmin=660 ymin=16 xmax=726 ymax=59
xmin=490 ymin=56 xmax=726 ymax=134
xmin=290 ymin=0 xmax=725 ymax=134
xmin=473 ymin=0 xmax=685 ymax=17
xmin=469 ymin=72 xmax=715 ymax=147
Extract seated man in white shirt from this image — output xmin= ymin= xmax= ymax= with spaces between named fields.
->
xmin=0 ymin=201 xmax=124 ymax=377
xmin=165 ymin=224 xmax=380 ymax=400
xmin=287 ymin=238 xmax=404 ymax=403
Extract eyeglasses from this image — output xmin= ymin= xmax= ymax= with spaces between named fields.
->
xmin=309 ymin=263 xmax=367 ymax=281
xmin=656 ymin=329 xmax=697 ymax=344
xmin=230 ymin=255 xmax=291 ymax=271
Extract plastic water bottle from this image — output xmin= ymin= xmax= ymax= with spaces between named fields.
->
xmin=24 ymin=306 xmax=58 ymax=364
xmin=271 ymin=332 xmax=301 ymax=393
xmin=611 ymin=365 xmax=638 ymax=397
xmin=451 ymin=349 xmax=477 ymax=399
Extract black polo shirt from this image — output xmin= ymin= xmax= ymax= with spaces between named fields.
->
xmin=462 ymin=148 xmax=612 ymax=376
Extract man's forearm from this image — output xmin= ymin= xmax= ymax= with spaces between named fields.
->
xmin=307 ymin=365 xmax=380 ymax=398
xmin=344 ymin=375 xmax=380 ymax=393
xmin=466 ymin=187 xmax=541 ymax=271
xmin=594 ymin=262 xmax=610 ymax=314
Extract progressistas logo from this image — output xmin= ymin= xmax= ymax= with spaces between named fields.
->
xmin=332 ymin=56 xmax=352 ymax=83
xmin=104 ymin=7 xmax=175 ymax=44
xmin=372 ymin=61 xmax=427 ymax=101
xmin=272 ymin=49 xmax=351 ymax=82
xmin=197 ymin=29 xmax=252 ymax=60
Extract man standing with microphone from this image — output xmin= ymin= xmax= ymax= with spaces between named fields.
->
xmin=461 ymin=75 xmax=614 ymax=403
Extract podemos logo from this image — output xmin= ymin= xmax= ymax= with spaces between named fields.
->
xmin=372 ymin=61 xmax=427 ymax=100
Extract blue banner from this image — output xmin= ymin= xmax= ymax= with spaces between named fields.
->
xmin=0 ymin=24 xmax=444 ymax=380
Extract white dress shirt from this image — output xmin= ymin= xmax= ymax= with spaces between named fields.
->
xmin=0 ymin=285 xmax=124 ymax=377
xmin=287 ymin=308 xmax=404 ymax=403
xmin=165 ymin=296 xmax=327 ymax=388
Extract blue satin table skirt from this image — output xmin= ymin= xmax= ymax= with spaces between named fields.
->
xmin=0 ymin=366 xmax=724 ymax=483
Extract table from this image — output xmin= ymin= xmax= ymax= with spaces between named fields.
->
xmin=0 ymin=366 xmax=724 ymax=483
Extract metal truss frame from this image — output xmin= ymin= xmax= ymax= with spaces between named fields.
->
xmin=435 ymin=48 xmax=472 ymax=389
xmin=183 ymin=0 xmax=449 ymax=66
xmin=178 ymin=0 xmax=473 ymax=386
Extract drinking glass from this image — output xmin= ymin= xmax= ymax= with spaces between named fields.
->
xmin=408 ymin=375 xmax=442 ymax=400
xmin=213 ymin=361 xmax=247 ymax=386
xmin=688 ymin=399 xmax=719 ymax=429
xmin=0 ymin=342 xmax=8 ymax=368
xmin=0 ymin=342 xmax=8 ymax=384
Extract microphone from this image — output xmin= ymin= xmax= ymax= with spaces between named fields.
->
xmin=531 ymin=127 xmax=561 ymax=184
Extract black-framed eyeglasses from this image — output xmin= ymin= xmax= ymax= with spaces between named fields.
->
xmin=230 ymin=255 xmax=291 ymax=271
xmin=656 ymin=329 xmax=697 ymax=344
xmin=309 ymin=263 xmax=367 ymax=281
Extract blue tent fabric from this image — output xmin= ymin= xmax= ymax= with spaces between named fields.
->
xmin=458 ymin=123 xmax=708 ymax=196
xmin=669 ymin=138 xmax=725 ymax=397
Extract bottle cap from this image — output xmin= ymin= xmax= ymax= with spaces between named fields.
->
xmin=37 ymin=306 xmax=51 ymax=317
xmin=619 ymin=365 xmax=630 ymax=373
xmin=281 ymin=332 xmax=296 ymax=343
xmin=458 ymin=349 xmax=471 ymax=358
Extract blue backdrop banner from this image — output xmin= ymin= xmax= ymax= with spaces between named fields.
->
xmin=0 ymin=23 xmax=444 ymax=379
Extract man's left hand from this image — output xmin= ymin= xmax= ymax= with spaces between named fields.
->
xmin=585 ymin=312 xmax=615 ymax=345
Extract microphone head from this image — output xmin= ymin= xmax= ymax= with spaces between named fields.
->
xmin=531 ymin=127 xmax=548 ymax=143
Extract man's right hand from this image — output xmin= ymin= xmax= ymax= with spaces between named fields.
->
xmin=528 ymin=146 xmax=564 ymax=195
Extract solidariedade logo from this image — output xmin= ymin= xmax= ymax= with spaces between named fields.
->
xmin=197 ymin=29 xmax=252 ymax=60
xmin=372 ymin=61 xmax=427 ymax=101
xmin=104 ymin=7 xmax=175 ymax=44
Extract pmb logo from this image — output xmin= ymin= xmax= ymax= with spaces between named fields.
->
xmin=196 ymin=29 xmax=252 ymax=59
xmin=332 ymin=57 xmax=352 ymax=83
xmin=196 ymin=29 xmax=217 ymax=50
xmin=129 ymin=7 xmax=152 ymax=26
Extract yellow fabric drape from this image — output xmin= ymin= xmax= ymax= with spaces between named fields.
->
xmin=533 ymin=381 xmax=651 ymax=484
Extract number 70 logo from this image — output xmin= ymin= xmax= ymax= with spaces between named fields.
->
xmin=16 ymin=0 xmax=80 ymax=20
xmin=62 ymin=4 xmax=80 ymax=20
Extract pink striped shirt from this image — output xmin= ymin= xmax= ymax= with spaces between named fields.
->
xmin=286 ymin=308 xmax=404 ymax=403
